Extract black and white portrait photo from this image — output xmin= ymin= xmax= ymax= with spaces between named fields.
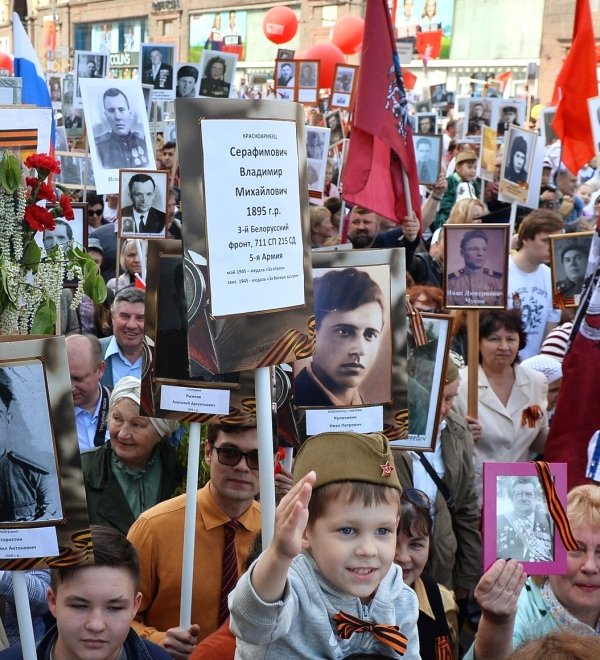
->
xmin=413 ymin=134 xmax=441 ymax=185
xmin=140 ymin=43 xmax=175 ymax=98
xmin=550 ymin=232 xmax=593 ymax=305
xmin=496 ymin=476 xmax=554 ymax=563
xmin=416 ymin=112 xmax=437 ymax=135
xmin=79 ymin=78 xmax=156 ymax=194
xmin=326 ymin=111 xmax=344 ymax=146
xmin=0 ymin=363 xmax=63 ymax=526
xmin=334 ymin=66 xmax=355 ymax=93
xmin=430 ymin=83 xmax=447 ymax=107
xmin=306 ymin=128 xmax=326 ymax=160
xmin=74 ymin=51 xmax=107 ymax=102
xmin=298 ymin=61 xmax=318 ymax=88
xmin=198 ymin=51 xmax=237 ymax=99
xmin=496 ymin=104 xmax=521 ymax=137
xmin=175 ymin=63 xmax=201 ymax=98
xmin=501 ymin=128 xmax=535 ymax=186
xmin=466 ymin=99 xmax=491 ymax=137
xmin=276 ymin=60 xmax=296 ymax=88
xmin=119 ymin=169 xmax=168 ymax=239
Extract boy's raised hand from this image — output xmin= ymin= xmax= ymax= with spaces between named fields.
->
xmin=249 ymin=471 xmax=316 ymax=604
xmin=272 ymin=471 xmax=316 ymax=560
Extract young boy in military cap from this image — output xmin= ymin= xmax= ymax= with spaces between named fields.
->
xmin=229 ymin=432 xmax=419 ymax=658
xmin=434 ymin=150 xmax=481 ymax=230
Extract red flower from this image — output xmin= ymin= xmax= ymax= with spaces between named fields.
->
xmin=24 ymin=153 xmax=61 ymax=175
xmin=24 ymin=205 xmax=56 ymax=232
xmin=59 ymin=194 xmax=74 ymax=220
xmin=37 ymin=181 xmax=57 ymax=203
xmin=25 ymin=176 xmax=38 ymax=188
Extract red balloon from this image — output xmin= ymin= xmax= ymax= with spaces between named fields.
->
xmin=331 ymin=15 xmax=364 ymax=55
xmin=263 ymin=6 xmax=298 ymax=45
xmin=304 ymin=43 xmax=346 ymax=89
xmin=0 ymin=52 xmax=13 ymax=76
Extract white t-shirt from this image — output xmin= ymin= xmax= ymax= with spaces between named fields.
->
xmin=508 ymin=258 xmax=560 ymax=359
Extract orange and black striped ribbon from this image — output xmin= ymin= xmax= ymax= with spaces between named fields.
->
xmin=521 ymin=405 xmax=542 ymax=428
xmin=406 ymin=299 xmax=428 ymax=347
xmin=435 ymin=635 xmax=453 ymax=660
xmin=333 ymin=611 xmax=408 ymax=655
xmin=533 ymin=461 xmax=578 ymax=552
xmin=257 ymin=317 xmax=316 ymax=367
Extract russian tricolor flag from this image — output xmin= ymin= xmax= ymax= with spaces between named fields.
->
xmin=12 ymin=12 xmax=54 ymax=144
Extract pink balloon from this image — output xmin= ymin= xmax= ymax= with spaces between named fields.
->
xmin=263 ymin=6 xmax=298 ymax=45
xmin=331 ymin=15 xmax=364 ymax=55
xmin=304 ymin=43 xmax=346 ymax=89
xmin=0 ymin=52 xmax=13 ymax=76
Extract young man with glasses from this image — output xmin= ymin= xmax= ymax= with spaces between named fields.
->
xmin=127 ymin=424 xmax=271 ymax=657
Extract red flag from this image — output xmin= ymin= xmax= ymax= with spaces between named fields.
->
xmin=544 ymin=230 xmax=600 ymax=488
xmin=342 ymin=0 xmax=421 ymax=225
xmin=552 ymin=0 xmax=598 ymax=174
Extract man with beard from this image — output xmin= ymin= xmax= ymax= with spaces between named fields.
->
xmin=347 ymin=206 xmax=380 ymax=249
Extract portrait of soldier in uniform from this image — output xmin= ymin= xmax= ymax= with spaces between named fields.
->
xmin=446 ymin=228 xmax=504 ymax=307
xmin=0 ymin=366 xmax=62 ymax=524
xmin=95 ymin=88 xmax=150 ymax=170
xmin=497 ymin=476 xmax=553 ymax=562
xmin=554 ymin=237 xmax=591 ymax=300
xmin=176 ymin=65 xmax=200 ymax=98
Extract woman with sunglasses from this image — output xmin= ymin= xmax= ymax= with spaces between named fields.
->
xmin=81 ymin=377 xmax=184 ymax=534
xmin=395 ymin=489 xmax=459 ymax=659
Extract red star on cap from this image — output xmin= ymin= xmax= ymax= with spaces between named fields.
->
xmin=380 ymin=462 xmax=394 ymax=477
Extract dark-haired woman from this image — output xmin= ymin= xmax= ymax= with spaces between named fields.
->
xmin=454 ymin=310 xmax=548 ymax=505
xmin=395 ymin=489 xmax=459 ymax=659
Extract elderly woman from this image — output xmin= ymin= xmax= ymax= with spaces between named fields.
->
xmin=107 ymin=239 xmax=144 ymax=294
xmin=454 ymin=310 xmax=548 ymax=504
xmin=464 ymin=485 xmax=600 ymax=660
xmin=81 ymin=377 xmax=184 ymax=534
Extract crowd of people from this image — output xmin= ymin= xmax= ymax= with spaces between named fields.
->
xmin=2 ymin=42 xmax=600 ymax=660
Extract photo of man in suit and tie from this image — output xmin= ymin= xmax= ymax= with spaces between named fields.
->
xmin=120 ymin=172 xmax=167 ymax=238
xmin=141 ymin=45 xmax=174 ymax=91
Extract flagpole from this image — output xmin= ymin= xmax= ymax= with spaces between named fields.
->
xmin=401 ymin=165 xmax=413 ymax=218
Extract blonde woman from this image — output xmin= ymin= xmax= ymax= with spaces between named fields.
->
xmin=447 ymin=198 xmax=487 ymax=225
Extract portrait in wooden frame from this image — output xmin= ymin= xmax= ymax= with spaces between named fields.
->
xmin=330 ymin=64 xmax=358 ymax=110
xmin=118 ymin=168 xmax=169 ymax=239
xmin=482 ymin=462 xmax=569 ymax=575
xmin=549 ymin=231 xmax=593 ymax=308
xmin=0 ymin=336 xmax=91 ymax=569
xmin=444 ymin=224 xmax=508 ymax=309
xmin=291 ymin=248 xmax=407 ymax=441
xmin=401 ymin=312 xmax=452 ymax=451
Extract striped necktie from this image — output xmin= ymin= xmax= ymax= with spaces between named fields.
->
xmin=219 ymin=520 xmax=239 ymax=624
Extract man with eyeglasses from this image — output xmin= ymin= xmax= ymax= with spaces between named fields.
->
xmin=127 ymin=424 xmax=270 ymax=658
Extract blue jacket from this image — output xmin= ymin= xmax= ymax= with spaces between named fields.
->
xmin=0 ymin=626 xmax=170 ymax=660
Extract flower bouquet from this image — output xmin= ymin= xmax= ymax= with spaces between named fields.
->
xmin=0 ymin=152 xmax=107 ymax=335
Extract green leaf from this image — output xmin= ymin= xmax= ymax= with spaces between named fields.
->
xmin=22 ymin=240 xmax=41 ymax=271
xmin=31 ymin=299 xmax=57 ymax=335
xmin=0 ymin=154 xmax=23 ymax=193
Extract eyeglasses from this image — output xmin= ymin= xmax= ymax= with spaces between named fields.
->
xmin=211 ymin=444 xmax=259 ymax=470
xmin=402 ymin=488 xmax=432 ymax=509
xmin=88 ymin=208 xmax=103 ymax=216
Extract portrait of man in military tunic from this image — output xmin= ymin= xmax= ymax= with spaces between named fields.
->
xmin=444 ymin=225 xmax=508 ymax=309
xmin=80 ymin=79 xmax=156 ymax=193
xmin=0 ymin=364 xmax=63 ymax=526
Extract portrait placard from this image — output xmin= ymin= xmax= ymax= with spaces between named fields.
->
xmin=141 ymin=239 xmax=263 ymax=425
xmin=326 ymin=111 xmax=345 ymax=146
xmin=140 ymin=43 xmax=176 ymax=101
xmin=35 ymin=202 xmax=87 ymax=254
xmin=0 ymin=337 xmax=91 ymax=568
xmin=415 ymin=112 xmax=438 ymax=135
xmin=549 ymin=231 xmax=594 ymax=308
xmin=176 ymin=98 xmax=313 ymax=374
xmin=292 ymin=248 xmax=407 ymax=441
xmin=540 ymin=107 xmax=558 ymax=147
xmin=482 ymin=462 xmax=569 ymax=575
xmin=444 ymin=224 xmax=508 ymax=309
xmin=479 ymin=126 xmax=498 ymax=182
xmin=413 ymin=133 xmax=442 ymax=185
xmin=305 ymin=125 xmax=331 ymax=199
xmin=198 ymin=49 xmax=238 ymax=99
xmin=494 ymin=99 xmax=526 ymax=140
xmin=499 ymin=126 xmax=538 ymax=204
xmin=430 ymin=83 xmax=447 ymax=108
xmin=276 ymin=49 xmax=295 ymax=60
xmin=73 ymin=50 xmax=107 ymax=106
xmin=464 ymin=98 xmax=492 ymax=140
xmin=401 ymin=313 xmax=452 ymax=451
xmin=118 ymin=169 xmax=169 ymax=239
xmin=79 ymin=78 xmax=156 ymax=194
xmin=175 ymin=63 xmax=201 ymax=99
xmin=330 ymin=64 xmax=358 ymax=110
